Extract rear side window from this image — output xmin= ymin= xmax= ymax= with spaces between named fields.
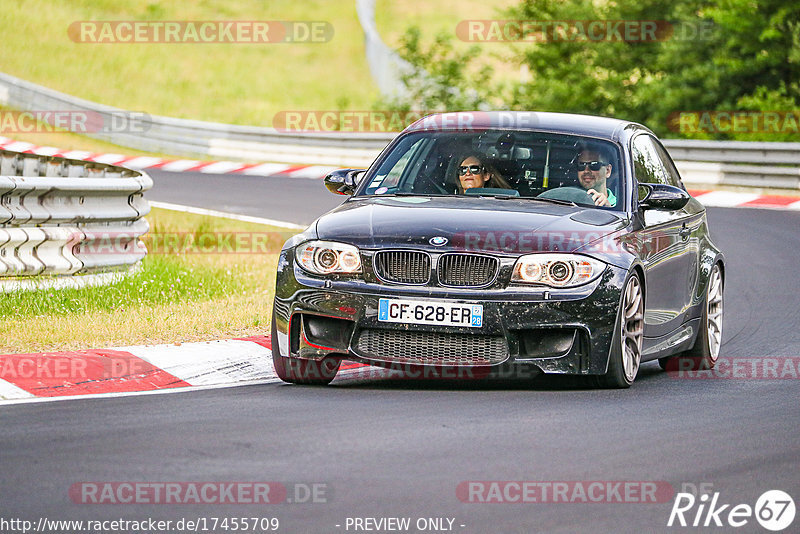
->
xmin=631 ymin=134 xmax=669 ymax=201
xmin=632 ymin=135 xmax=668 ymax=185
xmin=652 ymin=140 xmax=685 ymax=189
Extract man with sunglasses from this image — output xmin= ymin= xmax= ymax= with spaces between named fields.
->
xmin=575 ymin=147 xmax=616 ymax=207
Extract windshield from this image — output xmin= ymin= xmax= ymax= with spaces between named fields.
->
xmin=358 ymin=130 xmax=624 ymax=210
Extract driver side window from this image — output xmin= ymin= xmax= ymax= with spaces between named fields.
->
xmin=366 ymin=137 xmax=426 ymax=193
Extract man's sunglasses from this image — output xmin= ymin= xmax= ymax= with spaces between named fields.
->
xmin=459 ymin=165 xmax=484 ymax=176
xmin=575 ymin=161 xmax=607 ymax=171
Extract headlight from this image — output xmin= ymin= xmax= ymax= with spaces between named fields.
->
xmin=296 ymin=240 xmax=362 ymax=275
xmin=511 ymin=254 xmax=605 ymax=287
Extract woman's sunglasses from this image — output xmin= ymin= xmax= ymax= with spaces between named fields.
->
xmin=459 ymin=165 xmax=484 ymax=176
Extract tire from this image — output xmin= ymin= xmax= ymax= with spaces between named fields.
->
xmin=660 ymin=263 xmax=723 ymax=371
xmin=271 ymin=311 xmax=340 ymax=385
xmin=595 ymin=272 xmax=644 ymax=388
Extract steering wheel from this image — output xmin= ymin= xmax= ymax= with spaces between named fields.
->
xmin=415 ymin=172 xmax=452 ymax=195
xmin=538 ymin=186 xmax=593 ymax=204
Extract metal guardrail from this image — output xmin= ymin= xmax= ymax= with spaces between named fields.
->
xmin=660 ymin=140 xmax=800 ymax=165
xmin=0 ymin=149 xmax=151 ymax=284
xmin=0 ymin=72 xmax=391 ymax=167
xmin=0 ymin=71 xmax=798 ymax=188
xmin=664 ymin=140 xmax=800 ymax=189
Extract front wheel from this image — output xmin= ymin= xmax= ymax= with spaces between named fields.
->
xmin=595 ymin=272 xmax=644 ymax=388
xmin=271 ymin=311 xmax=340 ymax=385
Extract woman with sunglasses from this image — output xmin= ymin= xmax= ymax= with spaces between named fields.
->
xmin=455 ymin=155 xmax=511 ymax=194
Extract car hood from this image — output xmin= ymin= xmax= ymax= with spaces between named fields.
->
xmin=314 ymin=196 xmax=628 ymax=254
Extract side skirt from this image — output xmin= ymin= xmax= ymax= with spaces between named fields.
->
xmin=642 ymin=318 xmax=701 ymax=362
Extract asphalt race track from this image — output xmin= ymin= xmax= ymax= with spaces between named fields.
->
xmin=1 ymin=170 xmax=799 ymax=533
xmin=148 ymin=170 xmax=346 ymax=225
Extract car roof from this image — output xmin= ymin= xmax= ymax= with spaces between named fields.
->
xmin=403 ymin=111 xmax=652 ymax=144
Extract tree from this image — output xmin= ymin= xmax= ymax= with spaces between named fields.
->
xmin=384 ymin=0 xmax=800 ymax=140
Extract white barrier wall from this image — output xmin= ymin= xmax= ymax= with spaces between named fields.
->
xmin=0 ymin=149 xmax=151 ymax=282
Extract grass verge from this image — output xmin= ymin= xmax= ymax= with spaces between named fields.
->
xmin=374 ymin=0 xmax=521 ymax=82
xmin=375 ymin=0 xmax=516 ymax=49
xmin=0 ymin=0 xmax=378 ymax=125
xmin=0 ymin=207 xmax=298 ymax=354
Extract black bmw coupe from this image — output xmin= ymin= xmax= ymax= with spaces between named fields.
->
xmin=271 ymin=112 xmax=724 ymax=388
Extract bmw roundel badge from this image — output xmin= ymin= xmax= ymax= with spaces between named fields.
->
xmin=429 ymin=236 xmax=448 ymax=246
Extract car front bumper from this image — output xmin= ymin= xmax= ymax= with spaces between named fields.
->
xmin=273 ymin=249 xmax=627 ymax=376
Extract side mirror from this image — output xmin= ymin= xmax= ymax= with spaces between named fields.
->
xmin=638 ymin=183 xmax=690 ymax=211
xmin=324 ymin=168 xmax=366 ymax=196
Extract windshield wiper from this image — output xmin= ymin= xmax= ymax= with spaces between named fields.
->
xmin=482 ymin=194 xmax=522 ymax=200
xmin=519 ymin=196 xmax=578 ymax=207
xmin=362 ymin=191 xmax=419 ymax=197
xmin=382 ymin=191 xmax=454 ymax=197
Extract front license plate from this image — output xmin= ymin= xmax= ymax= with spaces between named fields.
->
xmin=378 ymin=298 xmax=483 ymax=328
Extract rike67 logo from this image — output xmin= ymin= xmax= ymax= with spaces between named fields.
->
xmin=668 ymin=489 xmax=795 ymax=531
